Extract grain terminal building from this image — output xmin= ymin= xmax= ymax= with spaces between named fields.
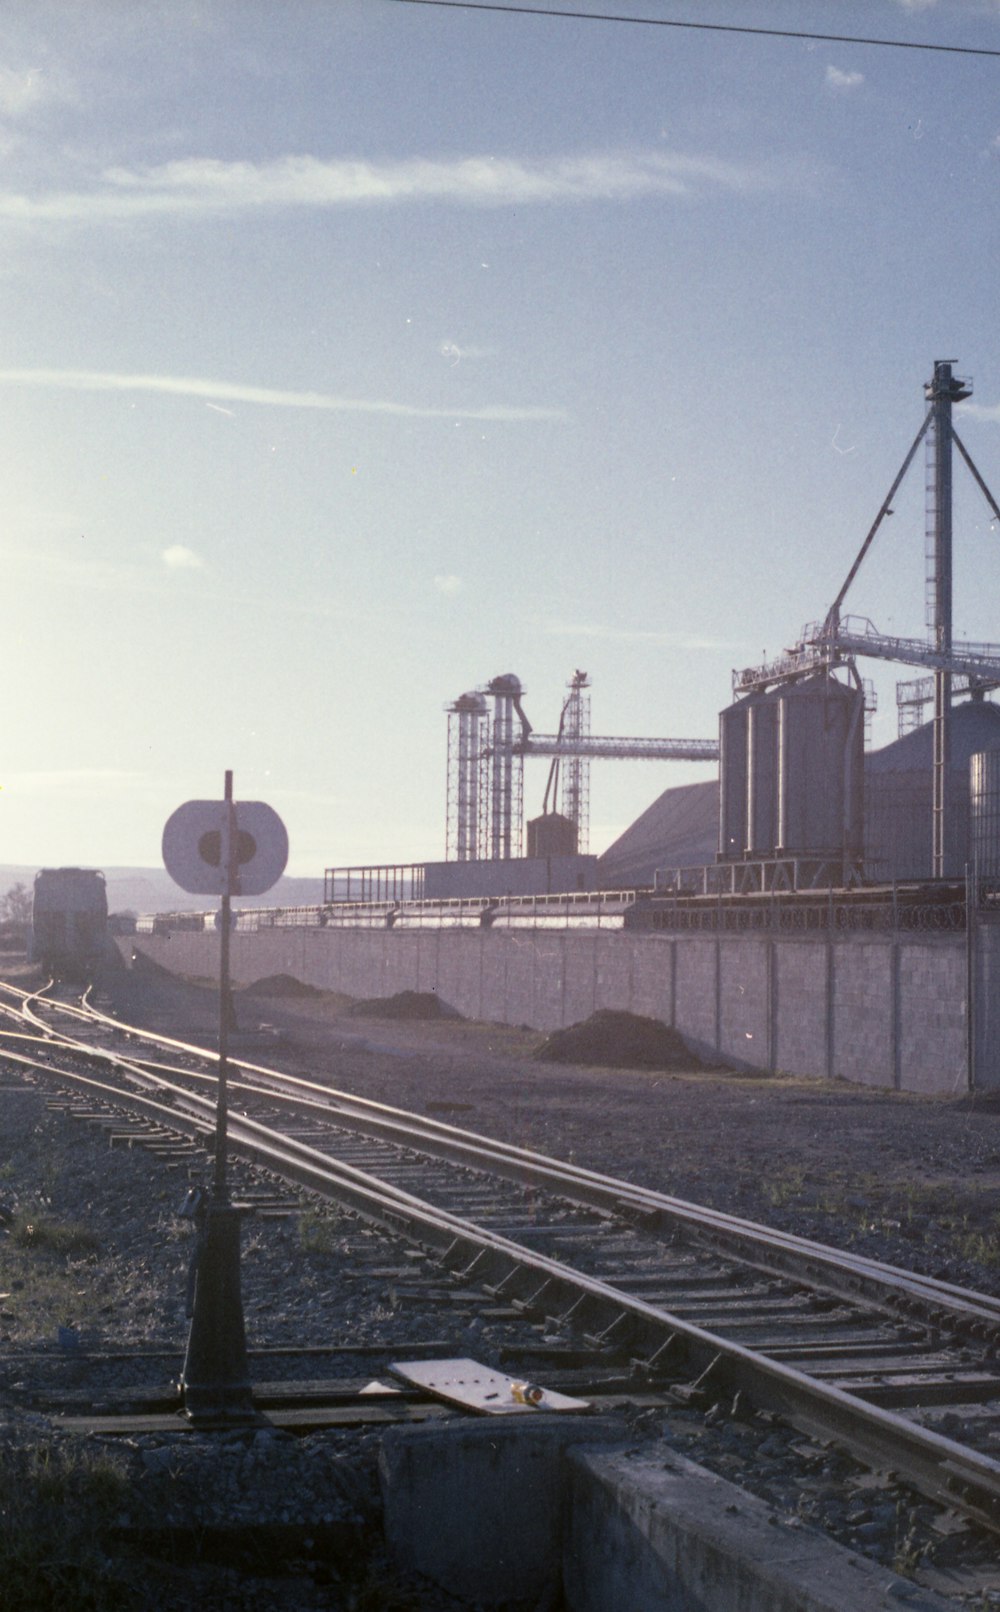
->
xmin=132 ymin=706 xmax=1000 ymax=1101
xmin=132 ymin=358 xmax=1000 ymax=1095
xmin=597 ymin=702 xmax=1000 ymax=889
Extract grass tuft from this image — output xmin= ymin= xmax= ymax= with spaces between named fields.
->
xmin=298 ymin=1207 xmax=342 ymax=1256
xmin=11 ymin=1214 xmax=101 ymax=1257
xmin=0 ymin=1441 xmax=133 ymax=1611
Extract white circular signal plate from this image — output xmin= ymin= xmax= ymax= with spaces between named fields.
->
xmin=162 ymin=799 xmax=288 ymax=896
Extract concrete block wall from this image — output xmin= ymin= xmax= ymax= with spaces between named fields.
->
xmin=126 ymin=923 xmax=975 ymax=1095
xmin=900 ymin=939 xmax=968 ymax=1096
xmin=972 ymin=917 xmax=1000 ymax=1091
xmin=772 ymin=942 xmax=828 ymax=1079
xmin=830 ymin=943 xmax=894 ymax=1090
xmin=718 ymin=939 xmax=770 ymax=1068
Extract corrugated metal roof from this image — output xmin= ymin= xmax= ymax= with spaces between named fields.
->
xmin=596 ymin=700 xmax=1000 ymax=885
xmin=597 ymin=778 xmax=719 ymax=887
xmin=867 ymin=700 xmax=1000 ymax=774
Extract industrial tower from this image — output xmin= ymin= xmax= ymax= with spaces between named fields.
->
xmin=444 ymin=672 xmax=718 ymax=863
xmin=735 ymin=359 xmax=1000 ymax=880
xmin=926 ymin=361 xmax=972 ymax=874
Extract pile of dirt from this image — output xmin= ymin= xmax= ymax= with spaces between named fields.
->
xmin=240 ymin=973 xmax=323 ymax=998
xmin=346 ymin=990 xmax=462 ymax=1021
xmin=126 ymin=947 xmax=182 ymax=983
xmin=535 ymin=1009 xmax=699 ymax=1070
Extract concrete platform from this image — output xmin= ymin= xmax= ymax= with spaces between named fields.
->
xmin=380 ymin=1420 xmax=954 ymax=1610
xmin=380 ymin=1415 xmax=623 ymax=1604
xmin=566 ymin=1446 xmax=951 ymax=1612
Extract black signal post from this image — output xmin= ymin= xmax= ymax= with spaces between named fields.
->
xmin=214 ymin=768 xmax=235 ymax=1198
xmin=180 ymin=770 xmax=255 ymax=1424
xmin=162 ymin=774 xmax=288 ymax=1424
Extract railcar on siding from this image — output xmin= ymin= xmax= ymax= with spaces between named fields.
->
xmin=30 ymin=867 xmax=108 ymax=977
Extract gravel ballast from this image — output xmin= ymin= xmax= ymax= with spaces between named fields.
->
xmin=3 ymin=951 xmax=1000 ymax=1608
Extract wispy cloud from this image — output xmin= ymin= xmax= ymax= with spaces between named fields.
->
xmin=958 ymin=401 xmax=1000 ymax=424
xmin=7 ymin=525 xmax=197 ymax=597
xmin=0 ymin=367 xmax=565 ymax=423
xmin=162 ymin=544 xmax=205 ymax=571
xmin=440 ymin=339 xmax=496 ymax=365
xmin=3 ymin=767 xmax=148 ymax=796
xmin=6 ymin=499 xmax=82 ymax=537
xmin=826 ymin=66 xmax=865 ymax=92
xmin=0 ymin=148 xmax=805 ymax=224
xmin=0 ymin=65 xmax=49 ymax=119
xmin=538 ymin=616 xmax=730 ymax=651
xmin=433 ymin=574 xmax=464 ymax=595
xmin=6 ymin=543 xmax=149 ymax=595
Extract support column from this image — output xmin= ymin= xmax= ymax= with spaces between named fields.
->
xmin=926 ymin=360 xmax=971 ymax=877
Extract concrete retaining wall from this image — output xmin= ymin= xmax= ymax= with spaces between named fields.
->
xmin=564 ymin=1445 xmax=951 ymax=1612
xmin=127 ymin=920 xmax=976 ymax=1096
xmin=972 ymin=916 xmax=1000 ymax=1091
xmin=378 ymin=1420 xmax=952 ymax=1611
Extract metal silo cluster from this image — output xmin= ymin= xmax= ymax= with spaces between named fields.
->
xmin=718 ymin=672 xmax=864 ymax=874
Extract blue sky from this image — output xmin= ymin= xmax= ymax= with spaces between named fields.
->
xmin=1 ymin=0 xmax=998 ymax=877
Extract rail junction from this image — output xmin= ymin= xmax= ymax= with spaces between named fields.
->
xmin=2 ymin=971 xmax=1000 ymax=1605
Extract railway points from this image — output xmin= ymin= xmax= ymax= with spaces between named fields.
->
xmin=3 ymin=962 xmax=1000 ymax=1607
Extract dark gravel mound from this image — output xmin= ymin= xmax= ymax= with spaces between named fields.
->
xmin=241 ymin=973 xmax=323 ymax=997
xmin=347 ymin=990 xmax=462 ymax=1021
xmin=128 ymin=947 xmax=180 ymax=982
xmin=535 ymin=1009 xmax=698 ymax=1070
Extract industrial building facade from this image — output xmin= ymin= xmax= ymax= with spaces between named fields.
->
xmin=127 ymin=906 xmax=1000 ymax=1096
xmin=141 ymin=363 xmax=1000 ymax=1100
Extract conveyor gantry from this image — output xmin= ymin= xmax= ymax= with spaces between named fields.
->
xmin=734 ymin=614 xmax=1000 ymax=697
xmin=518 ymin=733 xmax=719 ymax=761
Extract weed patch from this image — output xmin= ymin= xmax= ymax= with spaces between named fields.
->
xmin=11 ymin=1213 xmax=100 ymax=1257
xmin=760 ymin=1165 xmax=807 ymax=1208
xmin=0 ymin=1441 xmax=134 ymax=1611
xmin=298 ymin=1208 xmax=343 ymax=1256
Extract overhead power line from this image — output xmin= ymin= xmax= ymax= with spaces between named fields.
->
xmin=385 ymin=0 xmax=1000 ymax=60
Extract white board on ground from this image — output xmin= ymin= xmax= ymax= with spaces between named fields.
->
xmin=390 ymin=1357 xmax=590 ymax=1415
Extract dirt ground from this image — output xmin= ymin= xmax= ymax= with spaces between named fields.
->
xmin=107 ymin=956 xmax=1000 ymax=1300
xmin=4 ymin=952 xmax=1000 ymax=1607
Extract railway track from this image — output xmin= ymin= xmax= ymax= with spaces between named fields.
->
xmin=3 ymin=977 xmax=1000 ymax=1550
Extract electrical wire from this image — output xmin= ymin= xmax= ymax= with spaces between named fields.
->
xmin=384 ymin=0 xmax=1000 ymax=60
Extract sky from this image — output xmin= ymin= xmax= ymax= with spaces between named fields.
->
xmin=1 ymin=0 xmax=998 ymax=880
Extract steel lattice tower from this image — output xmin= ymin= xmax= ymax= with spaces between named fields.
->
xmin=560 ymin=671 xmax=591 ymax=853
xmin=445 ymin=692 xmax=489 ymax=861
xmin=925 ymin=360 xmax=972 ymax=876
xmin=488 ymin=676 xmax=526 ymax=859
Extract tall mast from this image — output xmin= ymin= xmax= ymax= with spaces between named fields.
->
xmin=926 ymin=359 xmax=971 ymax=876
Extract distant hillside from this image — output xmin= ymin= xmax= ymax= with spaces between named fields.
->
xmin=0 ymin=865 xmax=325 ymax=916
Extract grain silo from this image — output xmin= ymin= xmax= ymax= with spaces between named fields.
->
xmin=970 ymin=745 xmax=1000 ymax=878
xmin=775 ymin=674 xmax=864 ymax=859
xmin=718 ymin=672 xmax=863 ymax=865
xmin=718 ymin=693 xmax=752 ymax=859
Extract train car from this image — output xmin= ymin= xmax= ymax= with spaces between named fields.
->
xmin=30 ymin=867 xmax=108 ymax=977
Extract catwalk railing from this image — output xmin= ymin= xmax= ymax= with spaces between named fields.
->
xmin=131 ymin=875 xmax=1000 ymax=941
xmin=639 ymin=886 xmax=969 ymax=936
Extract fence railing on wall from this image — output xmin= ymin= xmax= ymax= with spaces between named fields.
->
xmin=640 ymin=886 xmax=968 ymax=936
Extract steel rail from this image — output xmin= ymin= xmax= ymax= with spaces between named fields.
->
xmin=5 ymin=1024 xmax=1000 ymax=1537
xmin=64 ymin=987 xmax=1000 ymax=1333
xmin=93 ymin=1044 xmax=1000 ymax=1339
xmin=0 ymin=988 xmax=200 ymax=1097
xmin=15 ymin=984 xmax=1000 ymax=1357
